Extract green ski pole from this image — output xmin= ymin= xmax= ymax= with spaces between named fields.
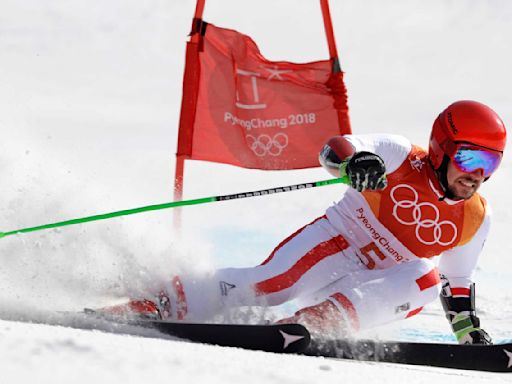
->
xmin=0 ymin=177 xmax=349 ymax=239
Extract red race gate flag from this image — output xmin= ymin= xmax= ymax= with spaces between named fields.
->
xmin=176 ymin=20 xmax=351 ymax=171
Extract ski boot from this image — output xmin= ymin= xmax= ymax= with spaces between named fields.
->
xmin=91 ymin=291 xmax=172 ymax=321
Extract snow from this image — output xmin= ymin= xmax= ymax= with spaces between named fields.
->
xmin=0 ymin=319 xmax=505 ymax=384
xmin=1 ymin=0 xmax=512 ymax=382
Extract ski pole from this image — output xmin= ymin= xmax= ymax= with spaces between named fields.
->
xmin=0 ymin=177 xmax=349 ymax=239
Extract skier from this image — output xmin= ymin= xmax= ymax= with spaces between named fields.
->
xmin=103 ymin=100 xmax=506 ymax=344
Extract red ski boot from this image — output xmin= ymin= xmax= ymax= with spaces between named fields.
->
xmin=94 ymin=292 xmax=172 ymax=321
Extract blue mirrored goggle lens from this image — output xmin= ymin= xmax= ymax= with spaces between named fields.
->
xmin=453 ymin=148 xmax=502 ymax=177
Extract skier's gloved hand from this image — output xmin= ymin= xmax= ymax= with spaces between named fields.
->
xmin=344 ymin=151 xmax=387 ymax=192
xmin=451 ymin=314 xmax=492 ymax=345
xmin=464 ymin=328 xmax=492 ymax=345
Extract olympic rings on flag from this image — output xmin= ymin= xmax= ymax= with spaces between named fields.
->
xmin=246 ymin=133 xmax=289 ymax=157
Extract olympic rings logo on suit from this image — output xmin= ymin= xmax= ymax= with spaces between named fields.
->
xmin=246 ymin=133 xmax=288 ymax=157
xmin=390 ymin=184 xmax=457 ymax=246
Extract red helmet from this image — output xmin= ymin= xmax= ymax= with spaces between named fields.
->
xmin=429 ymin=100 xmax=507 ymax=170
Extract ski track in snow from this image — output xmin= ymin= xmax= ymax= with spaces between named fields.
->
xmin=1 ymin=0 xmax=512 ymax=382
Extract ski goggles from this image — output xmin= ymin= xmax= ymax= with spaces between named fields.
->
xmin=452 ymin=144 xmax=503 ymax=177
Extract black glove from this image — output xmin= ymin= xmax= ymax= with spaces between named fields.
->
xmin=440 ymin=278 xmax=492 ymax=345
xmin=450 ymin=314 xmax=493 ymax=345
xmin=345 ymin=151 xmax=387 ymax=192
xmin=464 ymin=328 xmax=493 ymax=345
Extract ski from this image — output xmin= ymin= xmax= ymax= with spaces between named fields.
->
xmin=80 ymin=309 xmax=311 ymax=353
xmin=304 ymin=338 xmax=512 ymax=372
xmin=78 ymin=309 xmax=512 ymax=372
xmin=143 ymin=320 xmax=311 ymax=353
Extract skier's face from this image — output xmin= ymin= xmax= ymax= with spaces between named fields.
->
xmin=446 ymin=161 xmax=484 ymax=200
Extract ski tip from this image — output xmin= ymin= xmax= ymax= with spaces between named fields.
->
xmin=0 ymin=232 xmax=5 ymax=239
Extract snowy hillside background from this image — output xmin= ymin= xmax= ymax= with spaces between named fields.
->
xmin=1 ymin=0 xmax=512 ymax=382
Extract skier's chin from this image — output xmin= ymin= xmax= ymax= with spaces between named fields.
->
xmin=447 ymin=183 xmax=479 ymax=200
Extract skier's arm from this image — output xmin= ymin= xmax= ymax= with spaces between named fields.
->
xmin=319 ymin=135 xmax=355 ymax=178
xmin=319 ymin=134 xmax=411 ymax=192
xmin=438 ymin=212 xmax=492 ymax=344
